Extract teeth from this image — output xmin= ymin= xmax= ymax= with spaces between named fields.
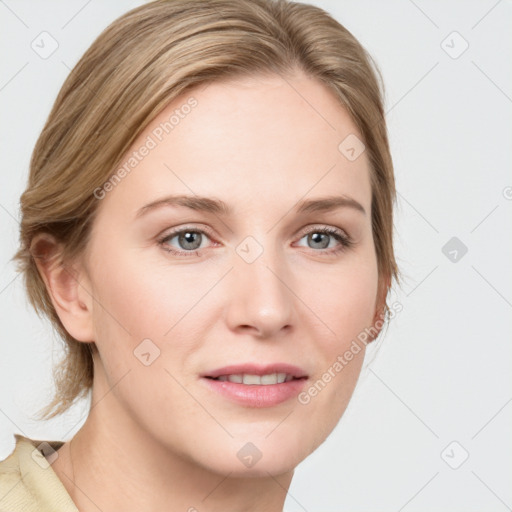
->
xmin=260 ymin=373 xmax=277 ymax=385
xmin=243 ymin=374 xmax=262 ymax=385
xmin=215 ymin=373 xmax=293 ymax=385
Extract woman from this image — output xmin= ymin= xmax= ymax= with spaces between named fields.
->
xmin=0 ymin=0 xmax=398 ymax=510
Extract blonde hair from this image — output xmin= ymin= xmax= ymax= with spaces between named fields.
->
xmin=13 ymin=0 xmax=398 ymax=420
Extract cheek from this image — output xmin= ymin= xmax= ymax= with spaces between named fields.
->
xmin=302 ymin=258 xmax=379 ymax=348
xmin=293 ymin=258 xmax=378 ymax=441
xmin=89 ymin=244 xmax=200 ymax=340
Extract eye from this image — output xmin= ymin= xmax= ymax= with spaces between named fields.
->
xmin=295 ymin=226 xmax=353 ymax=254
xmin=158 ymin=226 xmax=215 ymax=256
xmin=157 ymin=224 xmax=353 ymax=258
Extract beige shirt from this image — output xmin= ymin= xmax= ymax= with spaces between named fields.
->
xmin=0 ymin=433 xmax=79 ymax=512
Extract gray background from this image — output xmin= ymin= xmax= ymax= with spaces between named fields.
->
xmin=1 ymin=1 xmax=511 ymax=511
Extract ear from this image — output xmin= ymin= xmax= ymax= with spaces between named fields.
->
xmin=31 ymin=233 xmax=95 ymax=343
xmin=368 ymin=274 xmax=391 ymax=343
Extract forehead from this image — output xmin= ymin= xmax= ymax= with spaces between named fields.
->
xmin=99 ymin=73 xmax=371 ymax=217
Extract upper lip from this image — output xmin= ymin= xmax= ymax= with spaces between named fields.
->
xmin=202 ymin=363 xmax=308 ymax=379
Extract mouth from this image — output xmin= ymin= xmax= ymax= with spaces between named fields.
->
xmin=202 ymin=363 xmax=308 ymax=383
xmin=205 ymin=373 xmax=304 ymax=385
xmin=200 ymin=363 xmax=308 ymax=407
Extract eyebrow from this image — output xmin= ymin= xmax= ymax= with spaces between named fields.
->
xmin=135 ymin=193 xmax=366 ymax=219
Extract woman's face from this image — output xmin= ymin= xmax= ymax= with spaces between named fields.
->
xmin=78 ymin=72 xmax=381 ymax=475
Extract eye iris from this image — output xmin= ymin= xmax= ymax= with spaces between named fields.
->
xmin=309 ymin=232 xmax=330 ymax=249
xmin=179 ymin=231 xmax=202 ymax=250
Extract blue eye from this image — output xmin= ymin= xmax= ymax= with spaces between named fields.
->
xmin=296 ymin=226 xmax=352 ymax=254
xmin=157 ymin=225 xmax=352 ymax=257
xmin=158 ymin=228 xmax=211 ymax=256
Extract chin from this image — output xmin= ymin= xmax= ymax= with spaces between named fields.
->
xmin=187 ymin=425 xmax=325 ymax=478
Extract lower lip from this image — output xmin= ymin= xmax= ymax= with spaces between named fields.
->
xmin=201 ymin=377 xmax=307 ymax=408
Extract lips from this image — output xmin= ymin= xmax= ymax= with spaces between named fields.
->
xmin=200 ymin=363 xmax=309 ymax=407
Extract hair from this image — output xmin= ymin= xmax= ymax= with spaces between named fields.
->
xmin=13 ymin=0 xmax=399 ymax=421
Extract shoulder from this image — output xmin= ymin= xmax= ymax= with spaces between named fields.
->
xmin=0 ymin=433 xmax=78 ymax=512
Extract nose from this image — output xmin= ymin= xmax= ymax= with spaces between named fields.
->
xmin=224 ymin=242 xmax=296 ymax=339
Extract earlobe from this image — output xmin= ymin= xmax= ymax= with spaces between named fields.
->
xmin=31 ymin=233 xmax=95 ymax=342
xmin=369 ymin=275 xmax=391 ymax=342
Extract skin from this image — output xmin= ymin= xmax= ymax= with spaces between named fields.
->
xmin=36 ymin=71 xmax=387 ymax=512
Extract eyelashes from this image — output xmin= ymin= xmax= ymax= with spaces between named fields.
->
xmin=157 ymin=224 xmax=353 ymax=258
xmin=158 ymin=227 xmax=213 ymax=256
xmin=298 ymin=226 xmax=353 ymax=253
